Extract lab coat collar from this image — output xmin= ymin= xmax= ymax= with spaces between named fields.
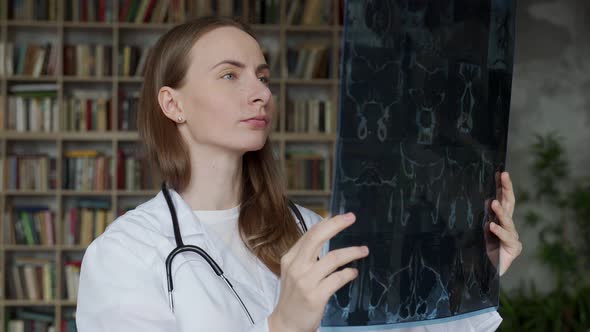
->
xmin=151 ymin=188 xmax=206 ymax=237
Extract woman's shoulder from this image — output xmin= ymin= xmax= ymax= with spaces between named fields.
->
xmin=85 ymin=195 xmax=168 ymax=264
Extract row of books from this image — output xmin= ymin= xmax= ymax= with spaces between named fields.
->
xmin=285 ymin=150 xmax=331 ymax=190
xmin=6 ymin=93 xmax=59 ymax=132
xmin=63 ymin=44 xmax=113 ymax=77
xmin=286 ymin=0 xmax=332 ymax=26
xmin=9 ymin=207 xmax=56 ymax=246
xmin=3 ymin=200 xmax=114 ymax=246
xmin=62 ymin=90 xmax=112 ymax=131
xmin=119 ymin=91 xmax=139 ymax=130
xmin=116 ymin=149 xmax=157 ymax=190
xmin=2 ymin=152 xmax=149 ymax=192
xmin=2 ymin=151 xmax=333 ymax=191
xmin=1 ymin=40 xmax=333 ymax=79
xmin=66 ymin=0 xmax=114 ymax=22
xmin=65 ymin=0 xmax=236 ymax=24
xmin=64 ymin=200 xmax=113 ymax=246
xmin=119 ymin=0 xmax=235 ymax=23
xmin=9 ymin=0 xmax=59 ymax=21
xmin=286 ymin=44 xmax=330 ymax=79
xmin=64 ymin=261 xmax=81 ymax=301
xmin=1 ymin=42 xmax=58 ymax=77
xmin=64 ymin=149 xmax=157 ymax=191
xmin=8 ymin=257 xmax=56 ymax=300
xmin=3 ymin=155 xmax=57 ymax=191
xmin=7 ymin=309 xmax=59 ymax=332
xmin=118 ymin=45 xmax=151 ymax=77
xmin=63 ymin=151 xmax=112 ymax=191
xmin=0 ymin=149 xmax=156 ymax=191
xmin=286 ymin=98 xmax=333 ymax=133
xmin=8 ymin=0 xmax=343 ymax=25
xmin=248 ymin=0 xmax=279 ymax=24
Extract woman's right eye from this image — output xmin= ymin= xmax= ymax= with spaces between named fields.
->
xmin=222 ymin=73 xmax=235 ymax=80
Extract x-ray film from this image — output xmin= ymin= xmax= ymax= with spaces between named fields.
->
xmin=322 ymin=0 xmax=515 ymax=329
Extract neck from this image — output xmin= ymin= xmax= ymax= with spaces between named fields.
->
xmin=179 ymin=144 xmax=243 ymax=211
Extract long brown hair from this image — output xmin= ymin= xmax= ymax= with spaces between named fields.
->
xmin=137 ymin=16 xmax=302 ymax=276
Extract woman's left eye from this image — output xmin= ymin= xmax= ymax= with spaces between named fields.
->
xmin=222 ymin=73 xmax=235 ymax=80
xmin=258 ymin=76 xmax=270 ymax=84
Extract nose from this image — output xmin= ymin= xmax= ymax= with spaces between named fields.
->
xmin=248 ymin=78 xmax=272 ymax=106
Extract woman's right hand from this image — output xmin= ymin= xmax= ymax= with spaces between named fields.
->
xmin=268 ymin=212 xmax=369 ymax=332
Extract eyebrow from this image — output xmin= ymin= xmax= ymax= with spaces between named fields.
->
xmin=210 ymin=60 xmax=270 ymax=73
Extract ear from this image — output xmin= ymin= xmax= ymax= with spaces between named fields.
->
xmin=158 ymin=86 xmax=185 ymax=123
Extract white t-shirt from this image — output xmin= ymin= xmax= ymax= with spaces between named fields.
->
xmin=193 ymin=205 xmax=263 ymax=290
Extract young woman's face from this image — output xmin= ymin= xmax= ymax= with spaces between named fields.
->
xmin=176 ymin=26 xmax=275 ymax=154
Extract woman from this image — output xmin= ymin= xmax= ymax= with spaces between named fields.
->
xmin=76 ymin=17 xmax=522 ymax=331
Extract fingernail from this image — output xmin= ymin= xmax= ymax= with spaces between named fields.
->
xmin=362 ymin=246 xmax=369 ymax=254
xmin=344 ymin=212 xmax=355 ymax=221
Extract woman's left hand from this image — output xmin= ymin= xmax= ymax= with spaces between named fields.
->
xmin=489 ymin=171 xmax=523 ymax=276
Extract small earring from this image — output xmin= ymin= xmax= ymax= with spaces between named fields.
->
xmin=177 ymin=116 xmax=183 ymax=122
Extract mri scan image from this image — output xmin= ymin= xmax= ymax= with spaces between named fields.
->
xmin=323 ymin=0 xmax=515 ymax=329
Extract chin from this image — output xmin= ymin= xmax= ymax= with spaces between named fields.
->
xmin=236 ymin=135 xmax=269 ymax=153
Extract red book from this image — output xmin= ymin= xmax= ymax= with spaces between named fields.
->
xmin=119 ymin=0 xmax=133 ymax=22
xmin=81 ymin=0 xmax=88 ymax=22
xmin=143 ymin=0 xmax=156 ymax=23
xmin=69 ymin=207 xmax=78 ymax=244
xmin=98 ymin=0 xmax=106 ymax=22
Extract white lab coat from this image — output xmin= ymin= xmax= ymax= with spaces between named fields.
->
xmin=77 ymin=189 xmax=502 ymax=331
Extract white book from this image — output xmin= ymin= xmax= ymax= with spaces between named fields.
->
xmin=95 ymin=45 xmax=104 ymax=78
xmin=7 ymin=320 xmax=24 ymax=332
xmin=32 ymin=47 xmax=46 ymax=77
xmin=6 ymin=43 xmax=14 ymax=76
xmin=15 ymin=97 xmax=26 ymax=132
xmin=29 ymin=98 xmax=40 ymax=131
xmin=8 ymin=96 xmax=17 ymax=130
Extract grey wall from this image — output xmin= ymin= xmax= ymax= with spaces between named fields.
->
xmin=503 ymin=0 xmax=590 ymax=291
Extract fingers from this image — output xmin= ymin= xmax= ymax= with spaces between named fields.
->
xmin=501 ymin=172 xmax=516 ymax=216
xmin=310 ymin=246 xmax=369 ymax=281
xmin=491 ymin=200 xmax=517 ymax=237
xmin=490 ymin=221 xmax=523 ymax=255
xmin=296 ymin=213 xmax=357 ymax=264
xmin=317 ymin=267 xmax=359 ymax=300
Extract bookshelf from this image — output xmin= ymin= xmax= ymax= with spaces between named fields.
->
xmin=0 ymin=0 xmax=343 ymax=330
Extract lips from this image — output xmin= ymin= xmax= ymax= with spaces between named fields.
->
xmin=242 ymin=115 xmax=269 ymax=123
xmin=241 ymin=115 xmax=269 ymax=128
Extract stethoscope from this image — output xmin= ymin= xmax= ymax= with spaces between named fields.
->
xmin=161 ymin=182 xmax=308 ymax=325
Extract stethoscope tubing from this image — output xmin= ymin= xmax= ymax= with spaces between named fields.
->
xmin=162 ymin=182 xmax=307 ymax=326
